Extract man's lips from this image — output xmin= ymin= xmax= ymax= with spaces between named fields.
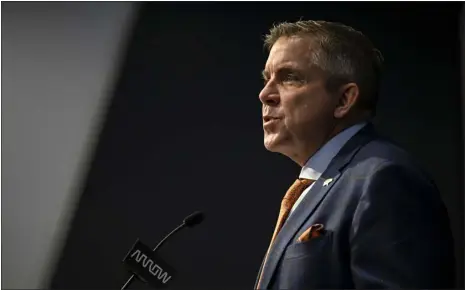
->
xmin=263 ymin=116 xmax=282 ymax=128
xmin=263 ymin=116 xmax=282 ymax=122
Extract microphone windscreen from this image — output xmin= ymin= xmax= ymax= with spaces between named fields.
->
xmin=183 ymin=211 xmax=204 ymax=227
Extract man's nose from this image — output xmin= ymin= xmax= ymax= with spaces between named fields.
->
xmin=259 ymin=83 xmax=280 ymax=106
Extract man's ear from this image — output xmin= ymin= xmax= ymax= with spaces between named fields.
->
xmin=334 ymin=83 xmax=360 ymax=119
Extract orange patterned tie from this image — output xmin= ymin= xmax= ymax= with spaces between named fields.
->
xmin=257 ymin=178 xmax=315 ymax=289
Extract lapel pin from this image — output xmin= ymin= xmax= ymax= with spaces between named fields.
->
xmin=323 ymin=178 xmax=333 ymax=187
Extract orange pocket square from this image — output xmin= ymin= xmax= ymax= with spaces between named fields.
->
xmin=297 ymin=224 xmax=325 ymax=242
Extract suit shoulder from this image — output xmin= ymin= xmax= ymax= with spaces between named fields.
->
xmin=349 ymin=137 xmax=437 ymax=189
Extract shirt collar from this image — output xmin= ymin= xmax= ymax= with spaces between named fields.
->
xmin=299 ymin=122 xmax=367 ymax=180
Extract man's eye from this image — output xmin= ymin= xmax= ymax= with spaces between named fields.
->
xmin=283 ymin=74 xmax=300 ymax=82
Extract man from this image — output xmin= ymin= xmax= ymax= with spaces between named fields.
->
xmin=255 ymin=20 xmax=455 ymax=289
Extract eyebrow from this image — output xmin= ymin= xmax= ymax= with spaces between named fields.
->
xmin=262 ymin=65 xmax=302 ymax=79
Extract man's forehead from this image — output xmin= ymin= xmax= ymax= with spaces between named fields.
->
xmin=263 ymin=36 xmax=314 ymax=73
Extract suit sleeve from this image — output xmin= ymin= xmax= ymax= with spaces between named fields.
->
xmin=350 ymin=161 xmax=455 ymax=288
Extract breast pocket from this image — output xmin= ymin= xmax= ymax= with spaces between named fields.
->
xmin=278 ymin=232 xmax=334 ymax=289
xmin=283 ymin=231 xmax=333 ymax=260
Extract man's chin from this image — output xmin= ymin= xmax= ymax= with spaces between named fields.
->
xmin=264 ymin=133 xmax=296 ymax=158
xmin=264 ymin=136 xmax=283 ymax=153
xmin=264 ymin=142 xmax=276 ymax=152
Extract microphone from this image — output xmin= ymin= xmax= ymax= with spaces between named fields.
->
xmin=183 ymin=211 xmax=204 ymax=227
xmin=121 ymin=211 xmax=205 ymax=290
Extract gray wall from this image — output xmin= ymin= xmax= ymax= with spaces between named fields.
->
xmin=1 ymin=2 xmax=136 ymax=288
xmin=462 ymin=4 xmax=465 ymax=278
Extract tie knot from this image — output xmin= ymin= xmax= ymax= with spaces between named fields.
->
xmin=298 ymin=178 xmax=314 ymax=187
xmin=282 ymin=178 xmax=315 ymax=205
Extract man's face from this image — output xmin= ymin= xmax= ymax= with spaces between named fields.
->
xmin=260 ymin=36 xmax=338 ymax=163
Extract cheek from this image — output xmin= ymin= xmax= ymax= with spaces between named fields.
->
xmin=283 ymin=91 xmax=333 ymax=126
xmin=282 ymin=94 xmax=315 ymax=123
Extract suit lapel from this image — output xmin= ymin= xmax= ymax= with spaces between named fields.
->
xmin=258 ymin=123 xmax=377 ymax=289
xmin=254 ymin=254 xmax=266 ymax=289
xmin=258 ymin=171 xmax=341 ymax=288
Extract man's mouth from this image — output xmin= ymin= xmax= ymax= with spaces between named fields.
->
xmin=263 ymin=116 xmax=280 ymax=122
xmin=263 ymin=116 xmax=282 ymax=126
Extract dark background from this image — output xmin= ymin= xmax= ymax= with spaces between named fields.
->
xmin=51 ymin=2 xmax=464 ymax=288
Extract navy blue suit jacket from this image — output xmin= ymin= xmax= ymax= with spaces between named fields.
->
xmin=255 ymin=124 xmax=455 ymax=289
